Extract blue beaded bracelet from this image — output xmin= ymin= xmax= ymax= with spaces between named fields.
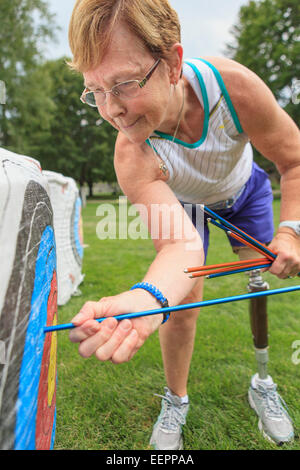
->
xmin=130 ymin=282 xmax=170 ymax=324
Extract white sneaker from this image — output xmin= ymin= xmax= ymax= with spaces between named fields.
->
xmin=149 ymin=387 xmax=189 ymax=450
xmin=248 ymin=374 xmax=294 ymax=445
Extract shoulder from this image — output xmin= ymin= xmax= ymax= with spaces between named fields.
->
xmin=199 ymin=57 xmax=299 ymax=165
xmin=200 ymin=56 xmax=271 ymax=106
xmin=199 ymin=56 xmax=280 ymax=132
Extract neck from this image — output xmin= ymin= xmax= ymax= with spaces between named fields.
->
xmin=157 ymin=80 xmax=185 ymax=136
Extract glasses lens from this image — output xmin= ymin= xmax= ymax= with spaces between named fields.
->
xmin=114 ymin=81 xmax=140 ymax=99
xmin=85 ymin=91 xmax=105 ymax=107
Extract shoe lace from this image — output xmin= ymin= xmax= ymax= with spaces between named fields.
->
xmin=154 ymin=393 xmax=187 ymax=431
xmin=256 ymin=383 xmax=290 ymax=419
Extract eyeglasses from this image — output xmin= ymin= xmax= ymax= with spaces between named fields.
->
xmin=80 ymin=58 xmax=161 ymax=107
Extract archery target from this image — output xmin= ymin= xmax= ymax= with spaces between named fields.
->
xmin=43 ymin=171 xmax=84 ymax=306
xmin=0 ymin=148 xmax=57 ymax=450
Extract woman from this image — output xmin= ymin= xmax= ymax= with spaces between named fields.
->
xmin=68 ymin=0 xmax=300 ymax=449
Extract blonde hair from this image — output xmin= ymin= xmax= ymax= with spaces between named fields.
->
xmin=68 ymin=0 xmax=181 ymax=72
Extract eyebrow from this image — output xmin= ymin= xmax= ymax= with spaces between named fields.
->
xmin=84 ymin=75 xmax=135 ymax=90
xmin=84 ymin=82 xmax=103 ymax=90
xmin=84 ymin=65 xmax=145 ymax=90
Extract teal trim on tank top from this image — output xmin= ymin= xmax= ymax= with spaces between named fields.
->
xmin=196 ymin=58 xmax=244 ymax=134
xmin=145 ymin=138 xmax=158 ymax=152
xmin=150 ymin=60 xmax=210 ymax=148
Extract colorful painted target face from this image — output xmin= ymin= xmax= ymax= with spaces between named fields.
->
xmin=0 ymin=151 xmax=58 ymax=450
xmin=15 ymin=226 xmax=57 ymax=450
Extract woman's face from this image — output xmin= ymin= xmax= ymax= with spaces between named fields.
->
xmin=83 ymin=23 xmax=176 ymax=144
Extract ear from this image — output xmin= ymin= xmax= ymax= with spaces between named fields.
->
xmin=168 ymin=43 xmax=184 ymax=85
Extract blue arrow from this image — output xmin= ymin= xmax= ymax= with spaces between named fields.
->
xmin=44 ymin=285 xmax=300 ymax=333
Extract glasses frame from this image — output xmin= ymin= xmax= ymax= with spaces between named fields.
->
xmin=80 ymin=58 xmax=161 ymax=107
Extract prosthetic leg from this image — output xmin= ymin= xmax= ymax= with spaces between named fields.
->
xmin=247 ymin=269 xmax=269 ymax=379
xmin=246 ymin=269 xmax=294 ymax=444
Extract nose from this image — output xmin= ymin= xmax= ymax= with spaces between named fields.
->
xmin=104 ymin=93 xmax=126 ymax=120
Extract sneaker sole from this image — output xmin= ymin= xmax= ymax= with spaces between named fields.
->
xmin=149 ymin=433 xmax=183 ymax=451
xmin=248 ymin=390 xmax=293 ymax=446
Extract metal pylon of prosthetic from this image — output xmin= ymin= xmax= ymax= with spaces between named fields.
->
xmin=248 ymin=269 xmax=270 ymax=380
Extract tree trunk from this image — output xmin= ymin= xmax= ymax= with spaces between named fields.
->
xmin=79 ymin=162 xmax=87 ymax=188
xmin=87 ymin=181 xmax=93 ymax=197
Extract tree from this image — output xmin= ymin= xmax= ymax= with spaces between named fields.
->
xmin=30 ymin=58 xmax=117 ymax=192
xmin=225 ymin=0 xmax=299 ymax=177
xmin=0 ymin=2 xmax=118 ymax=191
xmin=0 ymin=0 xmax=58 ymax=151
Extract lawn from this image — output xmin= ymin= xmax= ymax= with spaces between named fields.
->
xmin=54 ymin=198 xmax=300 ymax=450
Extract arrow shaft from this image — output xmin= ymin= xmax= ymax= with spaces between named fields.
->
xmin=44 ymin=285 xmax=300 ymax=333
xmin=205 ymin=264 xmax=271 ymax=279
xmin=203 ymin=205 xmax=276 ymax=260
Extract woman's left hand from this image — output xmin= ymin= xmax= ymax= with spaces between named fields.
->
xmin=266 ymin=231 xmax=300 ymax=278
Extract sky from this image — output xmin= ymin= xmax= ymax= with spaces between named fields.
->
xmin=45 ymin=0 xmax=250 ymax=60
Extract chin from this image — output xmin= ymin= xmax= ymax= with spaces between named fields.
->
xmin=121 ymin=129 xmax=150 ymax=146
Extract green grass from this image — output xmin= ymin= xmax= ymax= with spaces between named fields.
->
xmin=54 ymin=199 xmax=300 ymax=450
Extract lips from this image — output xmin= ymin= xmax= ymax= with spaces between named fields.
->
xmin=120 ymin=117 xmax=140 ymax=129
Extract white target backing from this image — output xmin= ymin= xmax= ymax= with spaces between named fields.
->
xmin=43 ymin=171 xmax=84 ymax=306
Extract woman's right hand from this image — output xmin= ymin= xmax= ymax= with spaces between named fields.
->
xmin=69 ymin=290 xmax=164 ymax=364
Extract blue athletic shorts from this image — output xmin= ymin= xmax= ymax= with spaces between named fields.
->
xmin=180 ymin=162 xmax=274 ymax=261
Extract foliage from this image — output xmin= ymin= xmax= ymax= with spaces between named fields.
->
xmin=30 ymin=58 xmax=117 ymax=190
xmin=0 ymin=0 xmax=58 ymax=149
xmin=225 ymin=0 xmax=300 ymax=177
xmin=0 ymin=2 xmax=117 ymax=188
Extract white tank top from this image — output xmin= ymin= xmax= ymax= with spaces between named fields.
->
xmin=146 ymin=58 xmax=253 ymax=205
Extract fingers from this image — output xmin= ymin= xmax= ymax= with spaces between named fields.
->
xmin=69 ymin=298 xmax=120 ymax=344
xmin=69 ymin=292 xmax=160 ymax=364
xmin=70 ymin=317 xmax=140 ymax=363
xmin=94 ymin=320 xmax=136 ymax=362
xmin=108 ymin=329 xmax=140 ymax=364
xmin=69 ymin=317 xmax=117 ymax=343
xmin=79 ymin=319 xmax=129 ymax=357
xmin=71 ymin=301 xmax=102 ymax=326
xmin=267 ymin=232 xmax=300 ymax=279
xmin=268 ymin=254 xmax=300 ymax=279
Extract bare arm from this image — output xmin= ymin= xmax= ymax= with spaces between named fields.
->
xmin=113 ymin=132 xmax=204 ymax=306
xmin=205 ymin=56 xmax=300 ymax=278
xmin=69 ymin=133 xmax=204 ymax=363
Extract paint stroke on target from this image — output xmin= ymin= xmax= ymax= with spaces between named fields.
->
xmin=15 ymin=227 xmax=57 ymax=450
xmin=73 ymin=196 xmax=84 ymax=261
